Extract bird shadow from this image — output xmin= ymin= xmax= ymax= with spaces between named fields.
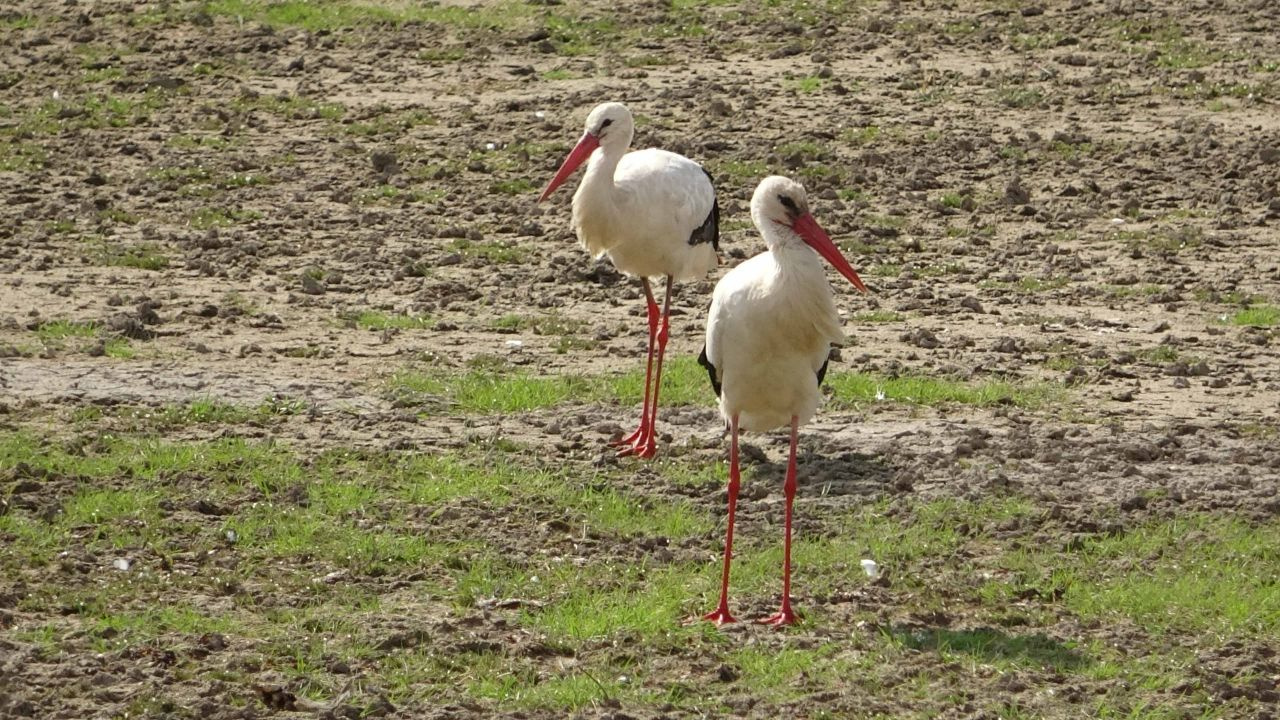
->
xmin=740 ymin=442 xmax=894 ymax=498
xmin=884 ymin=624 xmax=1094 ymax=672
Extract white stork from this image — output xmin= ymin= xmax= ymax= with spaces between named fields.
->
xmin=696 ymin=175 xmax=867 ymax=626
xmin=539 ymin=102 xmax=719 ymax=459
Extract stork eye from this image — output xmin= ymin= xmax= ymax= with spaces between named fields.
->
xmin=600 ymin=119 xmax=613 ymax=129
xmin=778 ymin=194 xmax=799 ymax=212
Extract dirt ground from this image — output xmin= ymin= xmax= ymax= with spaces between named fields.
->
xmin=2 ymin=0 xmax=1279 ymax=718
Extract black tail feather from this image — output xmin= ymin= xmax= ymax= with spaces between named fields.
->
xmin=697 ymin=345 xmax=721 ymax=398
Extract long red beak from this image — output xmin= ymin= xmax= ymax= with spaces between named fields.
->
xmin=792 ymin=213 xmax=868 ymax=293
xmin=538 ymin=132 xmax=600 ymax=202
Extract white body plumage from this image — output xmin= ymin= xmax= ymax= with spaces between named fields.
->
xmin=572 ymin=146 xmax=718 ymax=281
xmin=705 ymin=246 xmax=843 ymax=432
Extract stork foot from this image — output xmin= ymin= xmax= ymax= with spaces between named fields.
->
xmin=608 ymin=425 xmax=644 ymax=448
xmin=613 ymin=424 xmax=656 ymax=459
xmin=755 ymin=608 xmax=799 ymax=627
xmin=699 ymin=606 xmax=737 ymax=626
xmin=615 ymin=437 xmax=656 ymax=459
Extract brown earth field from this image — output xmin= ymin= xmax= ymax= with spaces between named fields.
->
xmin=2 ymin=0 xmax=1280 ymax=718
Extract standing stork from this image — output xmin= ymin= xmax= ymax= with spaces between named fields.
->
xmin=697 ymin=176 xmax=867 ymax=626
xmin=538 ymin=102 xmax=719 ymax=459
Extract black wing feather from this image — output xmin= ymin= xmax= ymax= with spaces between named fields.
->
xmin=688 ymin=168 xmax=720 ymax=251
xmin=697 ymin=345 xmax=721 ymax=398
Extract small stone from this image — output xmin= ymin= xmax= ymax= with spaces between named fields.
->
xmin=1120 ymin=494 xmax=1148 ymax=511
xmin=1004 ymin=177 xmax=1030 ymax=205
xmin=993 ymin=336 xmax=1021 ymax=353
xmin=769 ymin=43 xmax=804 ymax=59
xmin=300 ymin=273 xmax=325 ymax=295
xmin=960 ymin=296 xmax=984 ymax=313
xmin=370 ymin=150 xmax=399 ymax=176
xmin=1065 ymin=367 xmax=1088 ymax=387
xmin=900 ymin=328 xmax=940 ymax=349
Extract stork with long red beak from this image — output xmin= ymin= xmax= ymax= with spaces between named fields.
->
xmin=696 ymin=175 xmax=868 ymax=626
xmin=539 ymin=102 xmax=719 ymax=459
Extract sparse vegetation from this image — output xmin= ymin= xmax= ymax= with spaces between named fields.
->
xmin=449 ymin=238 xmax=528 ymax=264
xmin=828 ymin=372 xmax=1061 ymax=410
xmin=342 ymin=310 xmax=434 ymax=331
xmin=189 ymin=206 xmax=263 ymax=229
xmin=1227 ymin=304 xmax=1279 ymax=327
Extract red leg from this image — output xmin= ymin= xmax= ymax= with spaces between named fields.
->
xmin=702 ymin=413 xmax=740 ymax=625
xmin=610 ymin=278 xmax=659 ymax=450
xmin=617 ymin=275 xmax=671 ymax=460
xmin=758 ymin=416 xmax=800 ymax=627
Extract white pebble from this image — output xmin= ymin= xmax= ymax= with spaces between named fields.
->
xmin=112 ymin=558 xmax=131 ymax=571
xmin=860 ymin=559 xmax=879 ymax=578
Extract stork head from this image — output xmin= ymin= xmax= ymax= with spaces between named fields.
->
xmin=751 ymin=175 xmax=867 ymax=293
xmin=538 ymin=102 xmax=635 ymax=202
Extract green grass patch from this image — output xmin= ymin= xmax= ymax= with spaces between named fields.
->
xmin=851 ymin=310 xmax=904 ymax=323
xmin=1111 ymin=227 xmax=1203 ymax=254
xmin=200 ymin=0 xmax=533 ymax=32
xmin=1005 ymin=514 xmax=1280 ymax=637
xmin=388 ymin=355 xmax=713 ymax=414
xmin=1226 ymin=304 xmax=1279 ymax=327
xmin=981 ymin=276 xmax=1070 ymax=294
xmin=788 ymin=75 xmax=824 ymax=94
xmin=542 ymin=13 xmax=621 ymax=56
xmin=997 ymin=85 xmax=1045 ymax=108
xmin=96 ymin=243 xmax=168 ymax=271
xmin=0 ymin=140 xmax=48 ymax=171
xmin=1098 ymin=283 xmax=1164 ymax=299
xmin=1136 ymin=345 xmax=1180 ymax=364
xmin=102 ymin=337 xmax=135 ymax=358
xmin=0 ymin=14 xmax=37 ymax=29
xmin=827 ymin=372 xmax=1061 ymax=410
xmin=2 ymin=416 xmax=1277 ymax=717
xmin=490 ymin=178 xmax=538 ymax=196
xmin=189 ymin=206 xmax=262 ymax=229
xmin=841 ymin=124 xmax=881 ymax=145
xmin=448 ymin=238 xmax=527 ymax=264
xmin=343 ymin=309 xmax=434 ymax=331
xmin=708 ymin=158 xmax=768 ymax=183
xmin=35 ymin=319 xmax=97 ymax=344
xmin=11 ymin=92 xmax=171 ymax=135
